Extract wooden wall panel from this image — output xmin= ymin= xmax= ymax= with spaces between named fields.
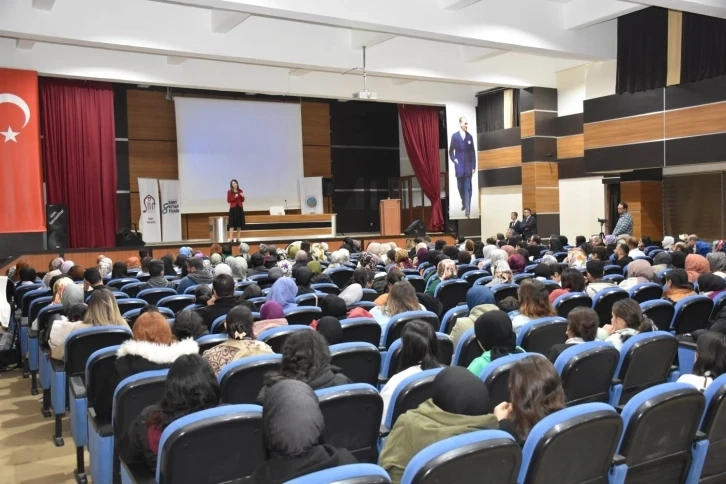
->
xmin=557 ymin=134 xmax=584 ymax=159
xmin=65 ymin=250 xmax=141 ymax=269
xmin=619 ymin=182 xmax=642 ymax=212
xmin=128 ymin=141 xmax=178 ymax=193
xmin=127 ymin=90 xmax=177 ymax=141
xmin=620 ymin=180 xmax=663 ymax=237
xmin=478 ymin=146 xmax=522 ymax=169
xmin=584 ymin=112 xmax=664 ymax=149
xmin=303 ymin=145 xmax=332 ymax=177
xmin=534 ymin=188 xmax=560 ymax=213
xmin=521 ymin=111 xmax=535 ymax=138
xmin=665 ymin=102 xmax=726 ymax=139
xmin=534 ymin=162 xmax=558 ymax=187
xmin=301 ymin=102 xmax=330 ymax=146
xmin=522 ymin=188 xmax=537 ymax=213
xmin=521 ymin=164 xmax=535 ymax=188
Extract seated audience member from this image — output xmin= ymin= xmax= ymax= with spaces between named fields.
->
xmin=319 ymin=295 xmax=348 ymax=319
xmin=417 ymin=293 xmax=443 ymax=319
xmin=254 ymin=301 xmax=288 ymax=337
xmin=549 ymin=237 xmax=564 ymax=253
xmin=575 ymin=235 xmax=586 ymax=247
xmin=590 ymin=246 xmax=608 ymax=262
xmin=618 ymin=259 xmax=656 ymax=290
xmin=43 ymin=257 xmax=64 ymax=287
xmin=497 ymin=296 xmax=520 ymax=316
xmin=613 ymin=243 xmax=633 ymax=269
xmin=663 ymin=269 xmax=696 ymax=304
xmin=172 ymin=310 xmax=208 ymax=340
xmin=584 ymin=260 xmax=616 ymax=298
xmin=686 ymin=254 xmax=710 ymax=283
xmin=194 ymin=284 xmax=213 ymax=306
xmin=661 ymin=236 xmax=675 ymax=251
xmin=307 ymin=260 xmax=333 ymax=284
xmin=83 ymin=267 xmax=107 ymax=292
xmin=547 ymin=307 xmax=599 ymax=363
xmin=49 ymin=276 xmax=74 ymax=306
xmin=533 ymin=263 xmax=551 ymax=281
xmin=266 ymin=277 xmax=298 ymax=312
xmin=111 ymin=261 xmax=128 ymax=280
xmin=324 ymin=251 xmax=349 ymax=273
xmin=43 ymin=283 xmax=85 ymax=337
xmin=243 ymin=380 xmax=357 ymax=484
xmin=513 ymin=279 xmax=556 ymax=334
xmin=457 ymin=250 xmax=472 ymax=266
xmin=195 ymin=274 xmax=240 ymax=330
xmin=315 ymin=316 xmax=343 ymax=345
xmin=257 ymin=330 xmax=352 ymax=404
xmin=246 ymin=253 xmax=269 ymax=277
xmin=68 ymin=265 xmax=85 ymax=282
xmin=564 ymin=248 xmax=587 ymax=269
xmin=371 ymin=282 xmax=426 ymax=344
xmin=338 ymin=268 xmax=366 ymax=305
xmin=160 ymin=254 xmax=177 ymax=278
xmin=394 ymin=248 xmax=414 ymax=270
xmin=638 ymin=236 xmax=653 ymax=250
xmin=295 ymin=267 xmax=315 ymax=296
xmin=49 ymin=289 xmax=128 ymax=360
xmin=626 ymin=237 xmax=646 ymax=259
xmin=137 ymin=257 xmax=152 ymax=277
xmin=699 ymin=274 xmax=726 ymax=300
xmin=652 ymin=251 xmax=673 ymax=274
xmin=203 ymin=305 xmax=273 ymax=375
xmin=413 ymin=247 xmax=429 ymax=268
xmin=695 ymin=241 xmax=712 ymax=257
xmin=467 ymin=310 xmax=524 ymax=377
xmin=176 ymin=257 xmax=214 ymax=294
xmin=496 ymin=356 xmax=566 ymax=446
xmin=119 ymin=354 xmax=220 ymax=472
xmin=275 ymin=259 xmax=293 ymax=278
xmin=677 ymin=331 xmax=726 ymax=391
xmin=373 ymin=269 xmax=404 ymax=305
xmin=379 ymin=367 xmax=503 ymax=484
xmin=17 ymin=266 xmax=37 ymax=287
xmin=380 ymin=320 xmax=441 ymax=430
xmin=671 ymin=250 xmax=687 ymax=269
xmin=449 ymin=286 xmax=497 ymax=347
xmin=425 ymin=259 xmax=457 ymax=296
xmin=486 ymin=260 xmax=513 ymax=287
xmin=548 ymin=268 xmax=586 ymax=305
xmin=707 ymin=251 xmax=726 ymax=278
xmin=508 ymin=254 xmax=527 ymax=275
xmin=228 ymin=256 xmax=247 ymax=281
xmin=137 ymin=259 xmax=174 ymax=291
xmin=60 ymin=260 xmax=75 ymax=275
xmin=597 ymin=298 xmax=654 ymax=350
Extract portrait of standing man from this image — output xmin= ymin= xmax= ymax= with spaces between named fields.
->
xmin=448 ymin=116 xmax=476 ymax=218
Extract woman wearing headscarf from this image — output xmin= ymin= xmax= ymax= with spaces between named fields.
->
xmin=618 ymin=259 xmax=656 ymax=290
xmin=501 ymin=245 xmax=515 ymax=257
xmin=60 ymin=260 xmax=75 ymax=274
xmin=695 ymin=241 xmax=712 ymax=257
xmin=707 ymin=252 xmax=726 ymax=278
xmin=267 ymin=267 xmax=284 ymax=281
xmin=307 ymin=261 xmax=333 ymax=284
xmin=565 ymin=248 xmax=587 ymax=269
xmin=210 ymin=253 xmax=223 ymax=267
xmin=266 ymin=278 xmax=298 ymax=312
xmin=203 ymin=306 xmax=273 ymax=375
xmin=507 ymin=254 xmax=527 ymax=275
xmin=449 ymin=286 xmax=498 ymax=347
xmin=253 ymin=301 xmax=288 ymax=337
xmin=243 ymin=379 xmax=357 ymax=484
xmin=213 ymin=263 xmax=233 ymax=278
xmin=652 ymin=251 xmax=673 ymax=275
xmin=425 ymin=259 xmax=457 ymax=296
xmin=662 ymin=236 xmax=675 ymax=251
xmin=394 ymin=248 xmax=414 ymax=270
xmin=229 ymin=256 xmax=248 ymax=281
xmin=379 ymin=367 xmax=501 ymax=484
xmin=412 ymin=248 xmax=429 ymax=269
xmin=663 ymin=269 xmax=696 ymax=304
xmin=357 ymin=252 xmax=378 ymax=272
xmin=43 ymin=257 xmax=65 ymax=287
xmin=40 ymin=283 xmax=85 ymax=336
xmin=698 ymin=274 xmax=726 ymax=300
xmin=686 ymin=254 xmax=710 ymax=283
xmin=486 ymin=260 xmax=513 ymax=287
xmin=295 ymin=267 xmax=315 ymax=296
xmin=98 ymin=257 xmax=113 ymax=278
xmin=276 ymin=259 xmax=293 ymax=278
xmin=467 ymin=310 xmax=525 ymax=377
xmin=481 ymin=244 xmax=496 ymax=262
xmin=315 ymin=316 xmax=343 ymax=345
xmin=178 ymin=246 xmax=193 ymax=258
xmin=671 ymin=250 xmax=687 ymax=269
xmin=486 ymin=249 xmax=509 ymax=268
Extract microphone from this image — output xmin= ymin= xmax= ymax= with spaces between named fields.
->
xmin=284 ymin=199 xmax=288 ymax=210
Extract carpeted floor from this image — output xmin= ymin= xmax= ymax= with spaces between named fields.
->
xmin=0 ymin=370 xmax=86 ymax=484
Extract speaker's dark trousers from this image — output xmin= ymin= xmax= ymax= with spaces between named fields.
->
xmin=457 ymin=175 xmax=472 ymax=214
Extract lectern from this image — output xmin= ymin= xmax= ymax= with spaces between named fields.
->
xmin=379 ymin=199 xmax=401 ymax=236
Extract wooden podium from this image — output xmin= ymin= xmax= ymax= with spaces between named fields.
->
xmin=379 ymin=199 xmax=401 ymax=236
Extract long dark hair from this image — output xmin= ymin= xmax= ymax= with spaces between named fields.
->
xmin=225 ymin=305 xmax=254 ymax=339
xmin=147 ymin=354 xmax=220 ymax=429
xmin=612 ymin=298 xmax=654 ymax=333
xmin=229 ymin=179 xmax=239 ymax=191
xmin=279 ymin=330 xmax=330 ymax=382
xmin=111 ymin=262 xmax=127 ymax=279
xmin=398 ymin=320 xmax=440 ymax=373
xmin=693 ymin=332 xmax=726 ymax=380
xmin=508 ymin=356 xmax=565 ymax=441
xmin=560 ymin=268 xmax=586 ymax=292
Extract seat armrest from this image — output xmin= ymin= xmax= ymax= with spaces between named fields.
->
xmin=378 ymin=346 xmax=387 ymax=352
xmin=611 ymin=378 xmax=622 ymax=386
xmin=678 ymin=340 xmax=697 ymax=350
xmin=379 ymin=430 xmax=390 ymax=439
xmin=120 ymin=459 xmax=157 ymax=484
xmin=615 ymin=405 xmax=625 ymax=414
xmin=694 ymin=430 xmax=707 ymax=442
xmin=611 ymin=454 xmax=626 ymax=466
xmin=378 ymin=375 xmax=389 ymax=386
xmin=50 ymin=358 xmax=65 ymax=372
xmin=69 ymin=376 xmax=86 ymax=399
xmin=88 ymin=407 xmax=100 ymax=432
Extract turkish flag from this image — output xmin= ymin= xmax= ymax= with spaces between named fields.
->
xmin=0 ymin=68 xmax=45 ymax=233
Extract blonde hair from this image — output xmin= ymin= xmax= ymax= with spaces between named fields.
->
xmin=52 ymin=277 xmax=75 ymax=304
xmin=83 ymin=290 xmax=126 ymax=327
xmin=384 ymin=281 xmax=420 ymax=317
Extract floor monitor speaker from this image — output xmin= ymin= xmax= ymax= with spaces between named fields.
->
xmin=116 ymin=229 xmax=145 ymax=247
xmin=403 ymin=219 xmax=426 ymax=235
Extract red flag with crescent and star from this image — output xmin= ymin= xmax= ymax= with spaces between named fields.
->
xmin=0 ymin=68 xmax=46 ymax=233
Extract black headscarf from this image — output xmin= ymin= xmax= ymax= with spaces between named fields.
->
xmin=433 ymin=366 xmax=490 ymax=416
xmin=698 ymin=273 xmax=726 ymax=293
xmin=320 ymin=295 xmax=347 ymax=319
xmin=474 ymin=310 xmax=520 ymax=361
xmin=296 ymin=267 xmax=313 ymax=289
xmin=416 ymin=293 xmax=443 ymax=317
xmin=161 ymin=256 xmax=176 ymax=278
xmin=549 ymin=238 xmax=564 ymax=252
xmin=671 ymin=251 xmax=687 ymax=269
xmin=653 ymin=251 xmax=672 ymax=267
xmin=316 ymin=316 xmax=343 ymax=345
xmin=263 ymin=380 xmax=324 ymax=457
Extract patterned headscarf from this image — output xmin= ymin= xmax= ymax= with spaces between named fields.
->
xmin=489 ymin=260 xmax=513 ymax=285
xmin=437 ymin=259 xmax=457 ymax=281
xmin=310 ymin=243 xmax=326 ymax=261
xmin=50 ymin=257 xmax=65 ymax=271
xmin=358 ymin=252 xmax=377 ymax=271
xmin=707 ymin=252 xmax=726 ymax=273
xmin=277 ymin=259 xmax=293 ymax=277
xmin=98 ymin=257 xmax=113 ymax=277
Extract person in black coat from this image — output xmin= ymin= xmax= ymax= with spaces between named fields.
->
xmin=521 ymin=208 xmax=537 ymax=241
xmin=243 ymin=379 xmax=356 ymax=484
xmin=508 ymin=211 xmax=523 ymax=236
xmin=118 ymin=354 xmax=220 ymax=472
xmin=194 ymin=274 xmax=240 ymax=331
xmin=256 ymin=330 xmax=352 ymax=404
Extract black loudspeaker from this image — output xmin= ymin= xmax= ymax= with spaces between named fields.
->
xmin=404 ymin=219 xmax=426 ymax=236
xmin=322 ymin=178 xmax=333 ymax=197
xmin=116 ymin=228 xmax=145 ymax=247
xmin=446 ymin=219 xmax=458 ymax=235
xmin=46 ymin=204 xmax=68 ymax=249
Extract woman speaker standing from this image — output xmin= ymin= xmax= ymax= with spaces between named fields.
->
xmin=227 ymin=179 xmax=245 ymax=242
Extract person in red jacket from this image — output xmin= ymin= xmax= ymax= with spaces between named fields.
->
xmin=227 ymin=179 xmax=245 ymax=242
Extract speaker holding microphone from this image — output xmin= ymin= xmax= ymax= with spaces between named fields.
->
xmin=46 ymin=204 xmax=68 ymax=249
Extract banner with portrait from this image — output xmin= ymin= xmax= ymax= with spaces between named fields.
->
xmin=445 ymin=103 xmax=480 ymax=220
xmin=138 ymin=178 xmax=161 ymax=243
xmin=299 ymin=177 xmax=323 ymax=215
xmin=159 ymin=179 xmax=182 ymax=242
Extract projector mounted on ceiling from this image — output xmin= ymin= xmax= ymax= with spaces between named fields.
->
xmin=347 ymin=46 xmax=377 ymax=100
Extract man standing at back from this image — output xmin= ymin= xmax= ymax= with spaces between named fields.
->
xmin=612 ymin=202 xmax=634 ymax=237
xmin=508 ymin=212 xmax=522 ymax=236
xmin=521 ymin=208 xmax=537 ymax=240
xmin=449 ymin=116 xmax=476 ymax=218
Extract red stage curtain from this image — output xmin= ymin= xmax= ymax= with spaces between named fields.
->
xmin=398 ymin=104 xmax=444 ymax=232
xmin=40 ymin=78 xmax=118 ymax=248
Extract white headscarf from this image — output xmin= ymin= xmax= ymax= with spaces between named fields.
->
xmin=214 ymin=263 xmax=232 ymax=276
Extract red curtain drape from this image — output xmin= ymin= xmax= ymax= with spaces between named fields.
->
xmin=40 ymin=78 xmax=118 ymax=248
xmin=398 ymin=104 xmax=444 ymax=232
